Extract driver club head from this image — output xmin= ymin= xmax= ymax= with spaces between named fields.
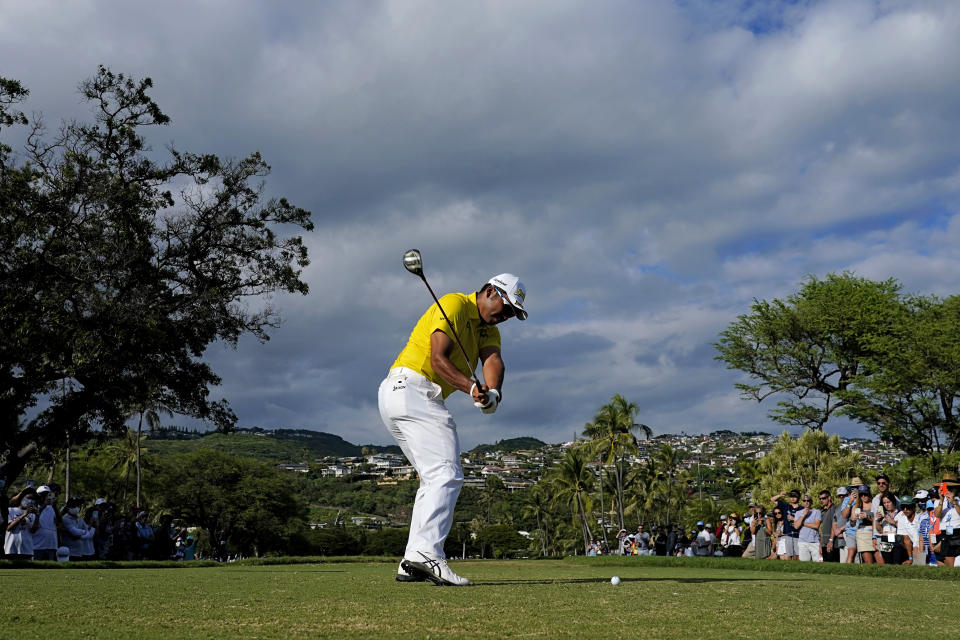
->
xmin=402 ymin=249 xmax=424 ymax=276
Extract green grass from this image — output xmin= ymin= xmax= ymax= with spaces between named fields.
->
xmin=1 ymin=557 xmax=956 ymax=639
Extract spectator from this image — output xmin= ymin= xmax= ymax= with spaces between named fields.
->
xmin=794 ymin=493 xmax=822 ymax=562
xmin=874 ymin=491 xmax=899 ymax=565
xmin=4 ymin=486 xmax=39 ymax=560
xmin=918 ymin=498 xmax=938 ymax=566
xmin=135 ymin=511 xmax=155 ymax=559
xmin=654 ymin=525 xmax=667 ymax=556
xmin=841 ymin=484 xmax=860 ymax=564
xmin=893 ymin=496 xmax=921 ymax=565
xmin=771 ymin=506 xmax=787 ymax=559
xmin=749 ymin=506 xmax=772 ymax=559
xmin=851 ymin=485 xmax=878 ymax=564
xmin=722 ymin=515 xmax=742 ymax=557
xmin=666 ymin=525 xmax=678 ymax=558
xmin=772 ymin=490 xmax=802 ymax=560
xmin=694 ymin=521 xmax=713 ymax=556
xmin=818 ymin=490 xmax=839 ymax=562
xmin=935 ymin=473 xmax=960 ymax=566
xmin=587 ymin=539 xmax=597 ymax=556
xmin=61 ymin=497 xmax=95 ymax=561
xmin=871 ymin=474 xmax=897 ymax=515
xmin=636 ymin=524 xmax=651 ymax=555
xmin=182 ymin=535 xmax=197 ymax=560
xmin=150 ymin=514 xmax=176 ymax=560
xmin=615 ymin=528 xmax=628 ymax=555
xmin=31 ymin=485 xmax=59 ymax=561
xmin=740 ymin=505 xmax=757 ymax=558
xmin=833 ymin=486 xmax=852 ymax=563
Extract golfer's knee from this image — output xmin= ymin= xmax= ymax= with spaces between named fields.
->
xmin=424 ymin=462 xmax=463 ymax=487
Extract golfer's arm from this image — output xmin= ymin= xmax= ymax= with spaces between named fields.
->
xmin=430 ymin=330 xmax=476 ymax=395
xmin=479 ymin=346 xmax=504 ymax=395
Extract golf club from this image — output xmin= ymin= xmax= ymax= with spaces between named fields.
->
xmin=402 ymin=249 xmax=484 ymax=393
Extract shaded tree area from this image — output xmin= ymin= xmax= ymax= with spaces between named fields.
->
xmin=716 ymin=273 xmax=960 ymax=459
xmin=0 ymin=68 xmax=312 ymax=487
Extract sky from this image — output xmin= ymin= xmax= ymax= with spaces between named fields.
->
xmin=3 ymin=0 xmax=959 ymax=448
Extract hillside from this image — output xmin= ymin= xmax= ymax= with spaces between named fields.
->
xmin=146 ymin=428 xmax=401 ymax=462
xmin=469 ymin=437 xmax=547 ymax=455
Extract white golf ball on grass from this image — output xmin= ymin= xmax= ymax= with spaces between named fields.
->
xmin=610 ymin=576 xmax=621 ymax=585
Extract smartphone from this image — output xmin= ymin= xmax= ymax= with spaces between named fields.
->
xmin=941 ymin=482 xmax=948 ymax=495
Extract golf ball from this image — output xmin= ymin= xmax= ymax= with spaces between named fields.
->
xmin=610 ymin=576 xmax=621 ymax=585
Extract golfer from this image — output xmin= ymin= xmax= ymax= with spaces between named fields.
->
xmin=379 ymin=273 xmax=527 ymax=586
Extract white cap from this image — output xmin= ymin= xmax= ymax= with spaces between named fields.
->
xmin=94 ymin=498 xmax=107 ymax=505
xmin=915 ymin=489 xmax=929 ymax=500
xmin=37 ymin=485 xmax=51 ymax=493
xmin=488 ymin=274 xmax=528 ymax=320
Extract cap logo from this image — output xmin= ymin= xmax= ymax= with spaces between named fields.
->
xmin=513 ymin=285 xmax=525 ymax=305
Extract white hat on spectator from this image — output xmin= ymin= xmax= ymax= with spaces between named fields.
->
xmin=37 ymin=485 xmax=51 ymax=493
xmin=836 ymin=487 xmax=849 ymax=496
xmin=94 ymin=498 xmax=107 ymax=505
xmin=914 ymin=489 xmax=929 ymax=499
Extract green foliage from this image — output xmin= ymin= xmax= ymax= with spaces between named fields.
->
xmin=469 ymin=437 xmax=547 ymax=454
xmin=755 ymin=430 xmax=862 ymax=500
xmin=582 ymin=393 xmax=651 ymax=531
xmin=840 ymin=295 xmax=960 ymax=455
xmin=475 ymin=524 xmax=529 ymax=558
xmin=151 ymin=449 xmax=308 ymax=557
xmin=715 ymin=273 xmax=902 ymax=430
xmin=717 ymin=273 xmax=960 ymax=456
xmin=0 ymin=67 xmax=312 ymax=465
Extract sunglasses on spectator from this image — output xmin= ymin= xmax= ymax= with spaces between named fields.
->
xmin=802 ymin=499 xmax=812 ymax=503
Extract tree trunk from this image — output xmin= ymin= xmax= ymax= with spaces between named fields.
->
xmin=136 ymin=413 xmax=143 ymax=508
xmin=616 ymin=456 xmax=626 ymax=530
xmin=598 ymin=466 xmax=608 ymax=550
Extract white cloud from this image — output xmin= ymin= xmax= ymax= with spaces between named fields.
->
xmin=3 ymin=0 xmax=960 ymax=446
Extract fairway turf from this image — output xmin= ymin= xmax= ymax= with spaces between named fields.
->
xmin=2 ymin=559 xmax=955 ymax=639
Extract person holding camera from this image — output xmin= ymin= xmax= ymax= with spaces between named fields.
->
xmin=749 ymin=506 xmax=772 ymax=559
xmin=851 ymin=485 xmax=878 ymax=564
xmin=935 ymin=473 xmax=960 ymax=566
xmin=4 ymin=486 xmax=39 ymax=560
xmin=61 ymin=497 xmax=96 ymax=561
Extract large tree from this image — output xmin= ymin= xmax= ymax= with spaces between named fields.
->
xmin=714 ymin=273 xmax=902 ymax=430
xmin=0 ymin=68 xmax=312 ymax=477
xmin=840 ymin=295 xmax=960 ymax=456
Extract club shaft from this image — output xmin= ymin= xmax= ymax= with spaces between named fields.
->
xmin=418 ymin=275 xmax=483 ymax=390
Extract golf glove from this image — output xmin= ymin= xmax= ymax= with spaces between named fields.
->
xmin=478 ymin=388 xmax=500 ymax=414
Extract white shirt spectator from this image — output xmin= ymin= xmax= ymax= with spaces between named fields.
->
xmin=4 ymin=507 xmax=36 ymax=556
xmin=894 ymin=511 xmax=921 ymax=548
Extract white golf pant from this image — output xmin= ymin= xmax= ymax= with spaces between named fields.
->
xmin=378 ymin=367 xmax=463 ymax=560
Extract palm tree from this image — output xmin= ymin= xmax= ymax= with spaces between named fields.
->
xmin=547 ymin=448 xmax=595 ymax=553
xmin=522 ymin=484 xmax=552 ymax=557
xmin=103 ymin=429 xmax=142 ymax=505
xmin=653 ymin=444 xmax=684 ymax=525
xmin=583 ymin=394 xmax=651 ymax=530
xmin=125 ymin=398 xmax=172 ymax=508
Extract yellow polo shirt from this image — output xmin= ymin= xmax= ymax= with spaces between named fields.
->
xmin=391 ymin=292 xmax=501 ymax=398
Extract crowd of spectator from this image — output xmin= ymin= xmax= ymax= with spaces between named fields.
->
xmin=593 ymin=472 xmax=960 ymax=567
xmin=3 ymin=482 xmax=201 ymax=562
